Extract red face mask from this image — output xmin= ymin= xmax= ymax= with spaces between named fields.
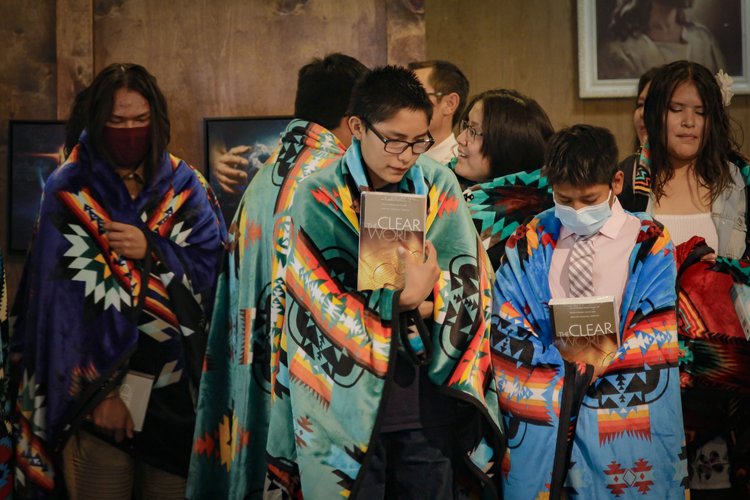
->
xmin=103 ymin=125 xmax=150 ymax=168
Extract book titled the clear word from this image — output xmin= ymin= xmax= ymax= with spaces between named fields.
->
xmin=548 ymin=295 xmax=620 ymax=368
xmin=358 ymin=191 xmax=426 ymax=291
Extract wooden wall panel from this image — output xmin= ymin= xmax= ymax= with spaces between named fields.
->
xmin=92 ymin=0 xmax=390 ymax=170
xmin=0 ymin=1 xmax=57 ymax=295
xmin=56 ymin=0 xmax=94 ymax=118
xmin=425 ymin=0 xmax=750 ymax=159
xmin=386 ymin=0 xmax=426 ymax=66
xmin=1 ymin=0 xmax=405 ymax=299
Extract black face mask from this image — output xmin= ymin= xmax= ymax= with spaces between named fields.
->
xmin=654 ymin=0 xmax=694 ymax=8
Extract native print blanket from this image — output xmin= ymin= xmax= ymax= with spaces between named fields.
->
xmin=264 ymin=141 xmax=505 ymax=499
xmin=188 ymin=120 xmax=346 ymax=499
xmin=675 ymin=238 xmax=750 ymax=493
xmin=492 ymin=209 xmax=686 ymax=499
xmin=8 ymin=132 xmax=225 ymax=496
xmin=463 ymin=168 xmax=553 ymax=270
xmin=620 ymin=146 xmax=750 ymax=493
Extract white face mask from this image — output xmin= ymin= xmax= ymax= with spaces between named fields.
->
xmin=554 ymin=190 xmax=613 ymax=237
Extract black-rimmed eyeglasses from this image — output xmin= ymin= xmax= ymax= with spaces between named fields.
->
xmin=363 ymin=119 xmax=435 ymax=155
xmin=459 ymin=119 xmax=483 ymax=143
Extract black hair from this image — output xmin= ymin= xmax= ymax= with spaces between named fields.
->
xmin=348 ymin=65 xmax=433 ymax=125
xmin=632 ymin=66 xmax=661 ymax=150
xmin=644 ymin=60 xmax=739 ymax=203
xmin=294 ymin=53 xmax=369 ymax=130
xmin=407 ymin=59 xmax=469 ymax=127
xmin=87 ymin=63 xmax=170 ymax=182
xmin=544 ymin=125 xmax=619 ymax=187
xmin=462 ymin=89 xmax=554 ymax=178
xmin=608 ymin=0 xmax=690 ymax=41
xmin=64 ymin=86 xmax=91 ymax=158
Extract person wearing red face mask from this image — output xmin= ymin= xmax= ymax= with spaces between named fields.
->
xmin=8 ymin=63 xmax=226 ymax=499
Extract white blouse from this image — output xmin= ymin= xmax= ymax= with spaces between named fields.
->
xmin=655 ymin=212 xmax=719 ymax=251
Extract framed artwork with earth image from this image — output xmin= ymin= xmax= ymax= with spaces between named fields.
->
xmin=204 ymin=116 xmax=291 ymax=224
xmin=7 ymin=120 xmax=66 ymax=252
xmin=578 ymin=0 xmax=749 ymax=97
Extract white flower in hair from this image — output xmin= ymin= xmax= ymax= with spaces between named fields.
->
xmin=715 ymin=69 xmax=734 ymax=107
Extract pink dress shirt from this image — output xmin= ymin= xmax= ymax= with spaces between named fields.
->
xmin=548 ymin=198 xmax=642 ymax=312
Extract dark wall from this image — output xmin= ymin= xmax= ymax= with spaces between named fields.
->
xmin=1 ymin=1 xmax=57 ymax=297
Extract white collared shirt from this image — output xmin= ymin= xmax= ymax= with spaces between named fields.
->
xmin=424 ymin=133 xmax=457 ymax=165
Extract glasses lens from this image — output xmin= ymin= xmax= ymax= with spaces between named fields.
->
xmin=384 ymin=141 xmax=409 ymax=154
xmin=412 ymin=141 xmax=431 ymax=154
xmin=460 ymin=120 xmax=475 ymax=142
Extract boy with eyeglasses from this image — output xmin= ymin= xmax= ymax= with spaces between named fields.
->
xmin=264 ymin=66 xmax=504 ymax=499
xmin=492 ymin=125 xmax=686 ymax=498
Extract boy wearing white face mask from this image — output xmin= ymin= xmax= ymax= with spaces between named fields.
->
xmin=490 ymin=124 xmax=686 ymax=498
xmin=547 ymin=125 xmax=641 ymax=312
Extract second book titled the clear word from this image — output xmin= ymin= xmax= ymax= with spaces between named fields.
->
xmin=358 ymin=191 xmax=426 ymax=291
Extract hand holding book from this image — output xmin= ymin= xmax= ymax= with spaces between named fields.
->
xmin=89 ymin=392 xmax=135 ymax=443
xmin=399 ymin=240 xmax=440 ymax=311
xmin=548 ymin=295 xmax=620 ymax=380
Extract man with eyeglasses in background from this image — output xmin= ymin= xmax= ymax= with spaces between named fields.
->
xmin=264 ymin=65 xmax=504 ymax=499
xmin=408 ymin=60 xmax=469 ymax=165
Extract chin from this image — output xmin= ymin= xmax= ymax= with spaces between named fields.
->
xmin=454 ymin=158 xmax=472 ymax=175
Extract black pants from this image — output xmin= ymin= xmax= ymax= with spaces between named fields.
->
xmin=358 ymin=425 xmax=456 ymax=499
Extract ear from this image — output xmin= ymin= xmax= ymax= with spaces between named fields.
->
xmin=330 ymin=116 xmax=354 ymax=148
xmin=349 ymin=115 xmax=365 ymax=141
xmin=611 ymin=170 xmax=625 ymax=197
xmin=441 ymin=92 xmax=460 ymax=116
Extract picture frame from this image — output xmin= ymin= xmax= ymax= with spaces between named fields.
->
xmin=8 ymin=120 xmax=67 ymax=252
xmin=204 ymin=116 xmax=292 ymax=224
xmin=577 ymin=0 xmax=750 ymax=98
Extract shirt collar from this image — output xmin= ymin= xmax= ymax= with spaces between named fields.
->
xmin=114 ymin=164 xmax=145 ymax=184
xmin=600 ymin=197 xmax=627 ymax=239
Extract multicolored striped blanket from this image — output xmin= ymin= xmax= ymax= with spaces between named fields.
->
xmin=188 ymin=119 xmax=346 ymax=499
xmin=9 ymin=132 xmax=225 ymax=496
xmin=462 ymin=168 xmax=553 ymax=269
xmin=492 ymin=208 xmax=687 ymax=498
xmin=264 ymin=140 xmax=505 ymax=498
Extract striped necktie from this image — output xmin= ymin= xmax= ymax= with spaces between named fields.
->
xmin=568 ymin=235 xmax=596 ymax=297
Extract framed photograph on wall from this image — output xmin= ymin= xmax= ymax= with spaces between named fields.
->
xmin=204 ymin=116 xmax=291 ymax=224
xmin=578 ymin=0 xmax=750 ymax=98
xmin=8 ymin=120 xmax=66 ymax=252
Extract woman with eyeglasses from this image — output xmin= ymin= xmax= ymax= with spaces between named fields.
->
xmin=452 ymin=89 xmax=555 ymax=268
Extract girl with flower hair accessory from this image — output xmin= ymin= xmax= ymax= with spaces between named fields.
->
xmin=715 ymin=69 xmax=734 ymax=107
xmin=618 ymin=59 xmax=750 ymax=497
